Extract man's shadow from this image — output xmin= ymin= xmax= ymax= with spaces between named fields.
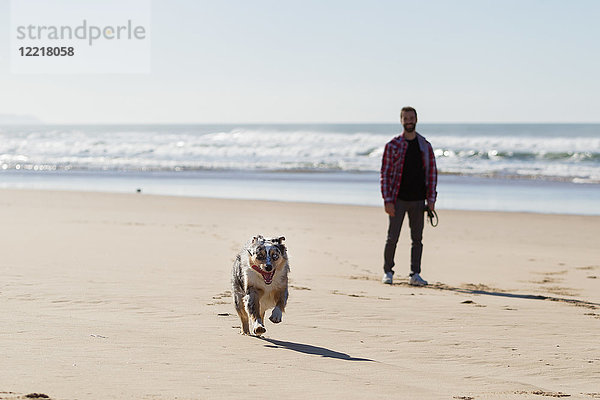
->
xmin=258 ymin=337 xmax=374 ymax=362
xmin=405 ymin=282 xmax=600 ymax=308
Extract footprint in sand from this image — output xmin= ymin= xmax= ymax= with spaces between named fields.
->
xmin=514 ymin=390 xmax=571 ymax=398
xmin=207 ymin=290 xmax=232 ymax=306
xmin=576 ymin=265 xmax=599 ymax=280
xmin=289 ymin=285 xmax=311 ymax=290
xmin=576 ymin=265 xmax=599 ymax=271
xmin=531 ymin=390 xmax=571 ymax=397
xmin=461 ymin=300 xmax=487 ymax=307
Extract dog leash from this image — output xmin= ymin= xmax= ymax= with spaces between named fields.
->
xmin=425 ymin=208 xmax=438 ymax=227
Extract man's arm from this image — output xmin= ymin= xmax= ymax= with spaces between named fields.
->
xmin=381 ymin=142 xmax=397 ymax=216
xmin=380 ymin=142 xmax=395 ymax=203
xmin=426 ymin=143 xmax=437 ymax=211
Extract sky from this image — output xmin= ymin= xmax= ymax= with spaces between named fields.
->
xmin=0 ymin=0 xmax=599 ymax=124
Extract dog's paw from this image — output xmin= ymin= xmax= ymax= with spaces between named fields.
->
xmin=253 ymin=321 xmax=266 ymax=336
xmin=269 ymin=307 xmax=283 ymax=324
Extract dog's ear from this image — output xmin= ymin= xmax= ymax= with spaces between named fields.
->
xmin=274 ymin=236 xmax=286 ymax=255
xmin=276 ymin=243 xmax=287 ymax=254
xmin=252 ymin=235 xmax=264 ymax=244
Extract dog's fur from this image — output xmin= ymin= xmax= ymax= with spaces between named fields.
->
xmin=231 ymin=235 xmax=289 ymax=336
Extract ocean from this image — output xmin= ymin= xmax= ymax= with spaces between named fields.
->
xmin=1 ymin=123 xmax=599 ymax=215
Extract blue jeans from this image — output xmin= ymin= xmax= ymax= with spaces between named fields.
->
xmin=383 ymin=199 xmax=425 ymax=275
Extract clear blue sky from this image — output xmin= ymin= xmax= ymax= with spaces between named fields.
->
xmin=1 ymin=0 xmax=599 ymax=124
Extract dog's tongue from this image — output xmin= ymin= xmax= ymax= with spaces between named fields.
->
xmin=251 ymin=265 xmax=275 ymax=284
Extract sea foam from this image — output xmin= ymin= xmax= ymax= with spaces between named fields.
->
xmin=0 ymin=124 xmax=598 ymax=182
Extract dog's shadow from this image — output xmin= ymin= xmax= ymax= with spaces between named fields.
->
xmin=258 ymin=337 xmax=374 ymax=362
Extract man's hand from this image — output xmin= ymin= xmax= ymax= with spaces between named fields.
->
xmin=427 ymin=202 xmax=435 ymax=212
xmin=384 ymin=202 xmax=395 ymax=217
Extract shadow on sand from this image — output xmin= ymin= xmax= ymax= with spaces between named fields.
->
xmin=396 ymin=282 xmax=600 ymax=309
xmin=258 ymin=337 xmax=374 ymax=362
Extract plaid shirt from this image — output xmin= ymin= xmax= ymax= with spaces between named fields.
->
xmin=380 ymin=132 xmax=437 ymax=205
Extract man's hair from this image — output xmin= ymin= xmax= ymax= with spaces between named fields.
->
xmin=400 ymin=106 xmax=417 ymax=119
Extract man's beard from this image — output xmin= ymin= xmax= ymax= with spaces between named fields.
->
xmin=403 ymin=123 xmax=416 ymax=133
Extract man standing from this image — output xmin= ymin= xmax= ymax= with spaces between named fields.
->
xmin=380 ymin=106 xmax=437 ymax=286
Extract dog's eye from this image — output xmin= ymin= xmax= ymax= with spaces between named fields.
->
xmin=256 ymin=253 xmax=266 ymax=260
xmin=271 ymin=253 xmax=279 ymax=260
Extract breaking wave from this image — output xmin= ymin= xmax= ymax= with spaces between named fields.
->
xmin=0 ymin=124 xmax=598 ymax=183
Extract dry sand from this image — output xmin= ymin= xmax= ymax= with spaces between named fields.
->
xmin=1 ymin=189 xmax=599 ymax=400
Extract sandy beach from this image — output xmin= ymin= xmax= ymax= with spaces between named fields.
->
xmin=1 ymin=189 xmax=599 ymax=400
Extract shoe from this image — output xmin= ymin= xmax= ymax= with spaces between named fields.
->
xmin=409 ymin=273 xmax=428 ymax=286
xmin=382 ymin=272 xmax=393 ymax=284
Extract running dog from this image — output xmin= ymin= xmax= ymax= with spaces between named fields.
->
xmin=231 ymin=235 xmax=289 ymax=336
